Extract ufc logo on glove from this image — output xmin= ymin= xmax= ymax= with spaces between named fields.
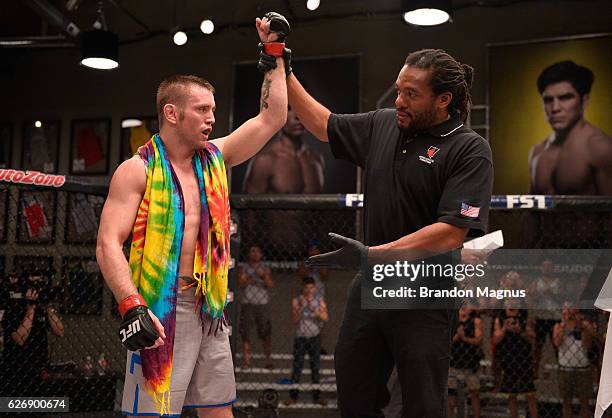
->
xmin=120 ymin=318 xmax=142 ymax=342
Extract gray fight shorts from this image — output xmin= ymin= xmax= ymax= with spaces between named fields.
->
xmin=122 ymin=284 xmax=236 ymax=416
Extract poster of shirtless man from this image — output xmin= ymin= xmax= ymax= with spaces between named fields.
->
xmin=231 ymin=56 xmax=359 ymax=259
xmin=529 ymin=60 xmax=612 ymax=195
xmin=231 ymin=56 xmax=359 ymax=195
xmin=243 ymin=107 xmax=325 ymax=194
xmin=524 ymin=59 xmax=611 ymax=249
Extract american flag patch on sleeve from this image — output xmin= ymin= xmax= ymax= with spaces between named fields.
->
xmin=460 ymin=202 xmax=480 ymax=218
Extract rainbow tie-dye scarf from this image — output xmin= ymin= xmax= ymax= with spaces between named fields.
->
xmin=128 ymin=134 xmax=230 ymax=414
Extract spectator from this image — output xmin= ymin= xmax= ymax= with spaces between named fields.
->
xmin=448 ymin=305 xmax=484 ymax=418
xmin=490 ymin=271 xmax=525 ymax=388
xmin=285 ymin=277 xmax=328 ymax=406
xmin=553 ymin=304 xmax=595 ymax=418
xmin=531 ymin=259 xmax=562 ymax=376
xmin=297 ymin=239 xmax=331 ymax=355
xmin=297 ymin=239 xmax=329 ymax=298
xmin=493 ymin=304 xmax=538 ymax=418
xmin=0 ymin=270 xmax=64 ymax=396
xmin=238 ymin=245 xmax=274 ymax=369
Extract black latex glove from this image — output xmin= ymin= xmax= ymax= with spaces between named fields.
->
xmin=305 ymin=233 xmax=368 ymax=269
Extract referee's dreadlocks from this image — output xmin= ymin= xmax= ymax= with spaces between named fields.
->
xmin=405 ymin=49 xmax=474 ymax=123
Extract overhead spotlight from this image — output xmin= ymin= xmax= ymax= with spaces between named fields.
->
xmin=79 ymin=1 xmax=119 ymax=70
xmin=80 ymin=29 xmax=119 ymax=70
xmin=200 ymin=19 xmax=214 ymax=35
xmin=35 ymin=121 xmax=43 ymax=128
xmin=306 ymin=0 xmax=320 ymax=11
xmin=173 ymin=30 xmax=188 ymax=46
xmin=402 ymin=0 xmax=452 ymax=26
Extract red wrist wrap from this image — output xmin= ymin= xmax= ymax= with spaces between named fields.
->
xmin=263 ymin=42 xmax=285 ymax=57
xmin=119 ymin=294 xmax=147 ymax=318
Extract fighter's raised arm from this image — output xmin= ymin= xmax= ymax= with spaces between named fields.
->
xmin=212 ymin=13 xmax=289 ymax=167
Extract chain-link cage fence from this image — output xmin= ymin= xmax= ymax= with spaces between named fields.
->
xmin=457 ymin=197 xmax=610 ymax=418
xmin=0 ymin=178 xmax=119 ymax=414
xmin=232 ymin=195 xmax=612 ymax=417
xmin=230 ymin=195 xmax=360 ymax=411
xmin=0 ymin=184 xmax=610 ymax=417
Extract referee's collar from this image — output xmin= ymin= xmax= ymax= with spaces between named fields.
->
xmin=427 ymin=114 xmax=464 ymax=138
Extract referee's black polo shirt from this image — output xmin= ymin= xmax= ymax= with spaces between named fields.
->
xmin=327 ymin=109 xmax=493 ymax=247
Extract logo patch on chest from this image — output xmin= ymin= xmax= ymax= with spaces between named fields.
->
xmin=418 ymin=146 xmax=440 ymax=164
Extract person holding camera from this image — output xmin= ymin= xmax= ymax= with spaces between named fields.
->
xmin=553 ymin=304 xmax=595 ymax=418
xmin=0 ymin=270 xmax=64 ymax=396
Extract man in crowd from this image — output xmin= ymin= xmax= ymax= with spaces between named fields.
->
xmin=553 ymin=305 xmax=596 ymax=418
xmin=286 ymin=276 xmax=329 ymax=406
xmin=238 ymin=245 xmax=274 ymax=369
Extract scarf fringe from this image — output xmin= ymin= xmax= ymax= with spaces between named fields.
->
xmin=146 ymin=383 xmax=171 ymax=416
xmin=207 ymin=316 xmax=227 ymax=336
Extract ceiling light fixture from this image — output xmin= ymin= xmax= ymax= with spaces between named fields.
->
xmin=402 ymin=0 xmax=452 ymax=26
xmin=80 ymin=1 xmax=119 ymax=70
xmin=80 ymin=30 xmax=119 ymax=69
xmin=306 ymin=0 xmax=320 ymax=11
xmin=200 ymin=19 xmax=214 ymax=35
xmin=173 ymin=30 xmax=188 ymax=46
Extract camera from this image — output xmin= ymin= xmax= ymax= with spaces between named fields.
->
xmin=258 ymin=388 xmax=279 ymax=409
xmin=26 ymin=272 xmax=50 ymax=305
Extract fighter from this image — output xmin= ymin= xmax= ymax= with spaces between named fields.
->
xmin=243 ymin=107 xmax=324 ymax=194
xmin=525 ymin=60 xmax=611 ymax=248
xmin=240 ymin=106 xmax=325 ymax=257
xmin=529 ymin=60 xmax=611 ymax=195
xmin=96 ymin=13 xmax=290 ymax=418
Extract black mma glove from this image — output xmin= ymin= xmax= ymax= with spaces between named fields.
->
xmin=257 ymin=11 xmax=292 ymax=76
xmin=118 ymin=294 xmax=159 ymax=351
xmin=264 ymin=11 xmax=290 ymax=42
xmin=305 ymin=233 xmax=369 ymax=269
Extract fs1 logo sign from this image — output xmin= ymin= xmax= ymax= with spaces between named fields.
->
xmin=505 ymin=195 xmax=548 ymax=209
xmin=345 ymin=194 xmax=364 ymax=208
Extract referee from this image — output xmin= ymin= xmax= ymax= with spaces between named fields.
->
xmin=288 ymin=49 xmax=493 ymax=417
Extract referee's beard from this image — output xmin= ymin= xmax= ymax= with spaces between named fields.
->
xmin=396 ymin=103 xmax=438 ymax=133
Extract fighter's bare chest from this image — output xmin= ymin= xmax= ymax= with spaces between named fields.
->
xmin=271 ymin=153 xmax=305 ymax=188
xmin=535 ymin=142 xmax=593 ymax=192
xmin=174 ymin=171 xmax=201 ymax=220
